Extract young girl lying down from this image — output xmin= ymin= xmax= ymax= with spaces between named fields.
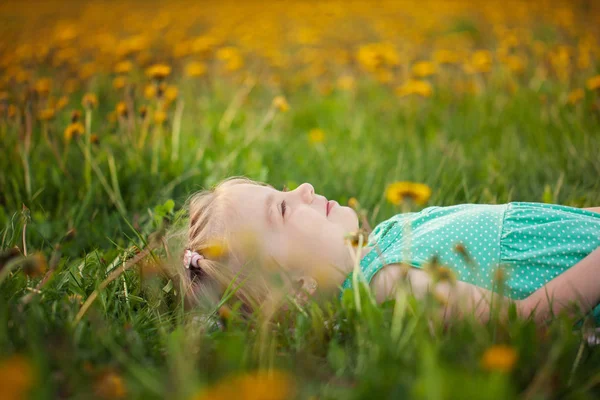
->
xmin=181 ymin=177 xmax=600 ymax=324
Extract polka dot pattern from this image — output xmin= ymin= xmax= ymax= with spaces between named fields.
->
xmin=341 ymin=202 xmax=600 ymax=322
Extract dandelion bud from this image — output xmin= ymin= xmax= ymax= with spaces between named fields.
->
xmin=71 ymin=109 xmax=81 ymax=123
xmin=82 ymin=93 xmax=98 ymax=109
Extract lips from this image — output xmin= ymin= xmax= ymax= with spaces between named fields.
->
xmin=326 ymin=200 xmax=337 ymax=216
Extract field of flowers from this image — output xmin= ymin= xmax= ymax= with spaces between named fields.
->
xmin=1 ymin=0 xmax=600 ymax=398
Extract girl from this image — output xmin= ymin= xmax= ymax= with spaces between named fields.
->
xmin=180 ymin=177 xmax=600 ymax=324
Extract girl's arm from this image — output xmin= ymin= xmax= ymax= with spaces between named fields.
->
xmin=372 ymin=246 xmax=600 ymax=323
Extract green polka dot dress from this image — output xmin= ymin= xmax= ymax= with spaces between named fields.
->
xmin=341 ymin=202 xmax=600 ymax=323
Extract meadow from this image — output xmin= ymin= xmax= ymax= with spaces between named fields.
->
xmin=1 ymin=0 xmax=600 ymax=398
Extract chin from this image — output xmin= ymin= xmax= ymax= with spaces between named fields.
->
xmin=335 ymin=206 xmax=359 ymax=232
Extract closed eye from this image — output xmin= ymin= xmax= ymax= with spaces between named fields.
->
xmin=281 ymin=200 xmax=287 ymax=217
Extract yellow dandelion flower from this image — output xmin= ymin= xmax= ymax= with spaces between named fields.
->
xmin=164 ymin=85 xmax=178 ymax=103
xmin=185 ymin=61 xmax=207 ymax=77
xmin=34 ymin=78 xmax=52 ymax=97
xmin=201 ymin=239 xmax=228 ymax=259
xmin=145 ymin=64 xmax=171 ymax=80
xmin=272 ymin=96 xmax=289 ymax=112
xmin=153 ymin=110 xmax=167 ymax=125
xmin=82 ymin=93 xmax=98 ymax=109
xmin=64 ymin=122 xmax=85 ymax=141
xmin=79 ymin=62 xmax=97 ymax=80
xmin=567 ymin=88 xmax=584 ymax=105
xmin=504 ymin=55 xmax=526 ymax=74
xmin=433 ymin=49 xmax=460 ymax=65
xmin=481 ymin=345 xmax=518 ymax=373
xmin=56 ymin=96 xmax=69 ymax=111
xmin=90 ymin=134 xmax=99 ymax=144
xmin=385 ymin=181 xmax=432 ymax=206
xmin=38 ymin=108 xmax=56 ymax=121
xmin=94 ymin=370 xmax=127 ymax=399
xmin=191 ymin=370 xmax=294 ymax=400
xmin=586 ymin=75 xmax=600 ymax=91
xmin=138 ymin=105 xmax=148 ymax=119
xmin=395 ymin=79 xmax=433 ymax=98
xmin=216 ymin=47 xmax=244 ymax=72
xmin=348 ymin=197 xmax=359 ymax=209
xmin=344 ymin=229 xmax=369 ymax=248
xmin=0 ymin=354 xmax=35 ymax=400
xmin=64 ymin=79 xmax=79 ymax=94
xmin=71 ymin=110 xmax=81 ymax=123
xmin=112 ymin=76 xmax=127 ymax=90
xmin=144 ymin=84 xmax=157 ymax=99
xmin=114 ymin=60 xmax=134 ymax=74
xmin=116 ymin=102 xmax=128 ymax=117
xmin=465 ymin=50 xmax=493 ymax=74
xmin=412 ymin=61 xmax=437 ymax=78
xmin=308 ymin=128 xmax=325 ymax=144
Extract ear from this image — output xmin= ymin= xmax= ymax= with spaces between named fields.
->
xmin=293 ymin=276 xmax=318 ymax=304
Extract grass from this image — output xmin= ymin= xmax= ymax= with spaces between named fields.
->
xmin=1 ymin=0 xmax=600 ymax=398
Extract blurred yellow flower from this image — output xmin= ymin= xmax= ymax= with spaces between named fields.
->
xmin=348 ymin=197 xmax=359 ymax=209
xmin=38 ymin=108 xmax=56 ymax=121
xmin=64 ymin=122 xmax=85 ymax=141
xmin=146 ymin=64 xmax=172 ymax=80
xmin=0 ymin=354 xmax=35 ymax=400
xmin=412 ymin=61 xmax=437 ymax=78
xmin=385 ymin=181 xmax=432 ymax=205
xmin=116 ymin=101 xmax=128 ymax=117
xmin=481 ymin=345 xmax=518 ymax=373
xmin=34 ymin=78 xmax=52 ymax=97
xmin=164 ymin=85 xmax=178 ymax=102
xmin=465 ymin=50 xmax=492 ymax=74
xmin=114 ymin=60 xmax=134 ymax=74
xmin=94 ymin=370 xmax=127 ymax=399
xmin=567 ymin=88 xmax=584 ymax=104
xmin=192 ymin=370 xmax=294 ymax=400
xmin=154 ymin=110 xmax=167 ymax=125
xmin=216 ymin=47 xmax=244 ymax=72
xmin=586 ymin=75 xmax=600 ymax=91
xmin=144 ymin=84 xmax=157 ymax=99
xmin=395 ymin=79 xmax=433 ymax=97
xmin=272 ymin=96 xmax=289 ymax=112
xmin=433 ymin=49 xmax=460 ymax=64
xmin=308 ymin=128 xmax=325 ymax=144
xmin=185 ymin=61 xmax=208 ymax=77
xmin=82 ymin=93 xmax=98 ymax=109
xmin=56 ymin=96 xmax=69 ymax=111
xmin=504 ymin=55 xmax=526 ymax=74
xmin=112 ymin=76 xmax=127 ymax=90
xmin=201 ymin=239 xmax=228 ymax=259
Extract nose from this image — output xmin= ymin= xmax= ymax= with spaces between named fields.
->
xmin=295 ymin=182 xmax=315 ymax=204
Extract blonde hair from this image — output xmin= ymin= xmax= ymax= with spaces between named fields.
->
xmin=180 ymin=176 xmax=276 ymax=312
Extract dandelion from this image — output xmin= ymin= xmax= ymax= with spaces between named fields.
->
xmin=412 ymin=61 xmax=437 ymax=78
xmin=113 ymin=60 xmax=134 ymax=74
xmin=395 ymin=79 xmax=433 ymax=97
xmin=586 ymin=75 xmax=600 ymax=91
xmin=112 ymin=76 xmax=127 ymax=90
xmin=138 ymin=105 xmax=148 ymax=119
xmin=272 ymin=96 xmax=289 ymax=112
xmin=116 ymin=101 xmax=128 ymax=117
xmin=164 ymin=85 xmax=178 ymax=103
xmin=385 ymin=181 xmax=432 ymax=206
xmin=191 ymin=370 xmax=294 ymax=400
xmin=64 ymin=122 xmax=85 ymax=141
xmin=0 ymin=354 xmax=35 ymax=400
xmin=153 ymin=110 xmax=167 ymax=125
xmin=90 ymin=134 xmax=99 ymax=144
xmin=82 ymin=93 xmax=98 ymax=109
xmin=216 ymin=47 xmax=244 ymax=72
xmin=71 ymin=110 xmax=81 ymax=123
xmin=56 ymin=96 xmax=69 ymax=111
xmin=145 ymin=63 xmax=171 ymax=80
xmin=433 ymin=49 xmax=460 ymax=64
xmin=344 ymin=229 xmax=369 ymax=248
xmin=185 ymin=61 xmax=207 ymax=77
xmin=336 ymin=74 xmax=355 ymax=91
xmin=34 ymin=78 xmax=51 ymax=97
xmin=481 ymin=345 xmax=518 ymax=373
xmin=567 ymin=88 xmax=584 ymax=104
xmin=308 ymin=128 xmax=325 ymax=144
xmin=94 ymin=370 xmax=127 ymax=399
xmin=144 ymin=84 xmax=157 ymax=99
xmin=38 ymin=108 xmax=55 ymax=121
xmin=348 ymin=197 xmax=359 ymax=209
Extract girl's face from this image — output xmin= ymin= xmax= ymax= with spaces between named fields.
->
xmin=224 ymin=183 xmax=360 ymax=289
